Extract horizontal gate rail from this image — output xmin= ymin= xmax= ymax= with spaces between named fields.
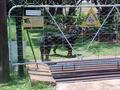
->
xmin=8 ymin=4 xmax=120 ymax=17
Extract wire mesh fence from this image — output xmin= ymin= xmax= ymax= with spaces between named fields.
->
xmin=8 ymin=5 xmax=120 ymax=66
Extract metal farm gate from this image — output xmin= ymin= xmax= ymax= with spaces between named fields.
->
xmin=7 ymin=0 xmax=120 ymax=82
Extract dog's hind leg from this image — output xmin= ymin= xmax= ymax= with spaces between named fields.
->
xmin=53 ymin=45 xmax=58 ymax=54
xmin=67 ymin=48 xmax=72 ymax=57
xmin=67 ymin=47 xmax=77 ymax=58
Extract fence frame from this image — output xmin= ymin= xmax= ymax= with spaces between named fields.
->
xmin=8 ymin=4 xmax=120 ymax=66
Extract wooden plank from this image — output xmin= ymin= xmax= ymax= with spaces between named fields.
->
xmin=27 ymin=64 xmax=56 ymax=83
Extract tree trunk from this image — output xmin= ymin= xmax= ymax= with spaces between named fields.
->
xmin=0 ymin=0 xmax=9 ymax=83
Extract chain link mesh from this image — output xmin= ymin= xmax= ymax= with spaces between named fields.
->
xmin=8 ymin=4 xmax=120 ymax=62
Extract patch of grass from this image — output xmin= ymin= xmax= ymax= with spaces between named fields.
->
xmin=88 ymin=42 xmax=120 ymax=56
xmin=0 ymin=77 xmax=54 ymax=90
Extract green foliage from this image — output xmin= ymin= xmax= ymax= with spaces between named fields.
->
xmin=52 ymin=14 xmax=85 ymax=25
xmin=75 ymin=14 xmax=85 ymax=25
xmin=54 ymin=15 xmax=64 ymax=23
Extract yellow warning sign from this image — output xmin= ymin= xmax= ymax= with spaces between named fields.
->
xmin=81 ymin=8 xmax=101 ymax=27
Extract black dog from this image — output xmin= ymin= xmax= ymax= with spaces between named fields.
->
xmin=40 ymin=26 xmax=83 ymax=61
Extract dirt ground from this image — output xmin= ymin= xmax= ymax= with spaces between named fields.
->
xmin=56 ymin=78 xmax=120 ymax=90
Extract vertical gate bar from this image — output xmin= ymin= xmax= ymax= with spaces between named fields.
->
xmin=16 ymin=14 xmax=24 ymax=76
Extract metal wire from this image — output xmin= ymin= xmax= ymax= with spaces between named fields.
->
xmin=8 ymin=4 xmax=120 ymax=64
